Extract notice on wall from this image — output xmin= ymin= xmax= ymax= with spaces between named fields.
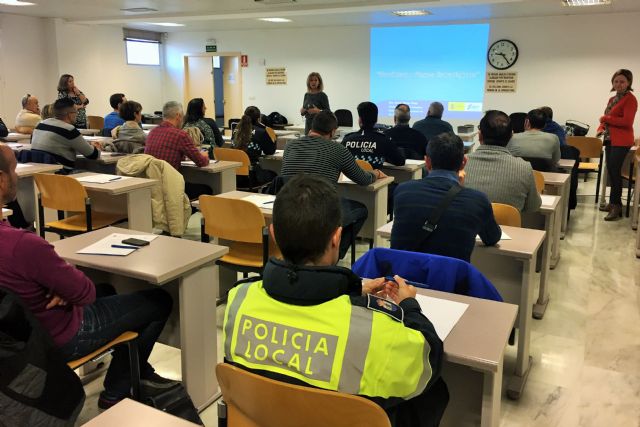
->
xmin=266 ymin=67 xmax=287 ymax=85
xmin=485 ymin=72 xmax=518 ymax=93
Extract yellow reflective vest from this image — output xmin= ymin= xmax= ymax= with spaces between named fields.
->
xmin=223 ymin=280 xmax=433 ymax=399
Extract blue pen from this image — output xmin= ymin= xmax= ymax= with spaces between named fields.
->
xmin=111 ymin=244 xmax=139 ymax=250
xmin=384 ymin=276 xmax=429 ymax=289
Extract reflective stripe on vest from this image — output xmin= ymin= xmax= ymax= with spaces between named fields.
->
xmin=223 ymin=281 xmax=432 ymax=399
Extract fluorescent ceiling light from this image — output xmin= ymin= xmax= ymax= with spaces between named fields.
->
xmin=146 ymin=22 xmax=185 ymax=27
xmin=0 ymin=0 xmax=36 ymax=6
xmin=258 ymin=17 xmax=292 ymax=23
xmin=562 ymin=0 xmax=611 ymax=6
xmin=392 ymin=10 xmax=431 ymax=16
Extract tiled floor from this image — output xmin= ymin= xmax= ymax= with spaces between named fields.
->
xmin=75 ymin=178 xmax=640 ymax=426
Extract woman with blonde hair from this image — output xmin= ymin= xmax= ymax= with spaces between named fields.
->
xmin=300 ymin=72 xmax=330 ymax=135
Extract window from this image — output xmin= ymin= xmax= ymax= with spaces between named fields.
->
xmin=123 ymin=28 xmax=162 ymax=66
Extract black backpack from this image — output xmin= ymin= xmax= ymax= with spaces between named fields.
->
xmin=267 ymin=112 xmax=288 ymax=126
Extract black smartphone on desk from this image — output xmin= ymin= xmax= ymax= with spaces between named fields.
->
xmin=122 ymin=238 xmax=150 ymax=247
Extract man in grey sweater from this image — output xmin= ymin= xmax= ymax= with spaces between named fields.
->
xmin=507 ymin=108 xmax=561 ymax=168
xmin=31 ymin=98 xmax=100 ymax=168
xmin=465 ymin=110 xmax=542 ymax=212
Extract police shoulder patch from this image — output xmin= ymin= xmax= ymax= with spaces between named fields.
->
xmin=366 ymin=294 xmax=404 ymax=322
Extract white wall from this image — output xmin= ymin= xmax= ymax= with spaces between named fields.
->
xmin=164 ymin=11 xmax=640 ymax=134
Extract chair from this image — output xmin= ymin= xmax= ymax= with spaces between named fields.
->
xmin=213 ymin=147 xmax=262 ymax=192
xmin=67 ymin=332 xmax=141 ymax=401
xmin=228 ymin=118 xmax=241 ymax=133
xmin=216 ymin=363 xmax=391 ymax=427
xmin=356 ymin=159 xmax=373 ymax=171
xmin=199 ymin=195 xmax=281 ymax=276
xmin=34 ymin=173 xmax=127 ymax=238
xmin=566 ymin=136 xmax=604 ymax=202
xmin=334 ymin=109 xmax=353 ymax=128
xmin=533 ymin=170 xmax=545 ymax=194
xmin=87 ymin=115 xmax=105 ymax=130
xmin=491 ymin=203 xmax=521 ymax=227
xmin=622 ymin=148 xmax=638 ymax=217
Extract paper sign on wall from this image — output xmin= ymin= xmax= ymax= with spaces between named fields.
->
xmin=485 ymin=72 xmax=518 ymax=93
xmin=266 ymin=67 xmax=287 ymax=85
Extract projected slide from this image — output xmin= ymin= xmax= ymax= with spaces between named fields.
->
xmin=370 ymin=24 xmax=490 ymax=120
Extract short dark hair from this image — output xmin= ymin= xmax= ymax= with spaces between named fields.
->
xmin=357 ymin=101 xmax=378 ymax=128
xmin=480 ymin=110 xmax=513 ymax=147
xmin=539 ymin=106 xmax=553 ymax=120
xmin=311 ymin=110 xmax=338 ymax=135
xmin=526 ymin=109 xmax=547 ymax=129
xmin=109 ymin=93 xmax=125 ymax=110
xmin=611 ymin=69 xmax=633 ymax=92
xmin=53 ymin=98 xmax=76 ymax=119
xmin=118 ymin=100 xmax=142 ymax=121
xmin=509 ymin=112 xmax=526 ymax=133
xmin=273 ymin=174 xmax=342 ymax=265
xmin=426 ymin=132 xmax=464 ymax=171
xmin=394 ymin=104 xmax=410 ymax=124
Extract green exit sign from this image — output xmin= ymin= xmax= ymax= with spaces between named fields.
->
xmin=206 ymin=45 xmax=217 ymax=52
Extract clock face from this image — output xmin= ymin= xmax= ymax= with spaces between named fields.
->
xmin=488 ymin=39 xmax=518 ymax=70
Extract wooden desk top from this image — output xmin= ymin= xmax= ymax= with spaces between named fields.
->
xmin=557 ymin=158 xmax=576 ymax=170
xmin=5 ymin=142 xmax=32 ymax=151
xmin=381 ymin=160 xmax=424 ymax=171
xmin=79 ymin=128 xmax=100 ymax=136
xmin=16 ymin=162 xmax=62 ymax=177
xmin=2 ymin=132 xmax=31 ymax=142
xmin=53 ymin=227 xmax=228 ymax=285
xmin=417 ymin=288 xmax=517 ymax=373
xmin=339 ymin=176 xmax=395 ymax=191
xmin=82 ymin=398 xmax=199 ymax=426
xmin=179 ymin=160 xmax=242 ymax=174
xmin=84 ymin=136 xmax=113 ymax=144
xmin=141 ymin=124 xmax=158 ymax=130
xmin=72 ymin=172 xmax=156 ymax=195
xmin=541 ymin=171 xmax=570 ymax=185
xmin=215 ymin=190 xmax=273 ymax=218
xmin=539 ymin=194 xmax=561 ymax=213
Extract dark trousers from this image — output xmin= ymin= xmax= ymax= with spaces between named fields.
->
xmin=59 ymin=284 xmax=173 ymax=398
xmin=560 ymin=145 xmax=580 ymax=210
xmin=339 ymin=198 xmax=368 ymax=259
xmin=605 ymin=145 xmax=631 ymax=205
xmin=388 ymin=377 xmax=449 ymax=427
xmin=5 ymin=199 xmax=29 ymax=229
xmin=185 ymin=182 xmax=213 ymax=201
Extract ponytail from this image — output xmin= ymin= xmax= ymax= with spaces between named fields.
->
xmin=233 ymin=106 xmax=261 ymax=152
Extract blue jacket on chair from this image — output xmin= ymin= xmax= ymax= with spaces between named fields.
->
xmin=352 ymin=247 xmax=503 ymax=301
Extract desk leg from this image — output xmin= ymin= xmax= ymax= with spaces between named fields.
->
xmin=560 ymin=180 xmax=570 ymax=239
xmin=17 ymin=176 xmax=37 ymax=229
xmin=179 ymin=262 xmax=220 ymax=411
xmin=217 ymin=169 xmax=237 ymax=194
xmin=481 ymin=359 xmax=503 ymax=427
xmin=126 ymin=188 xmax=153 ymax=232
xmin=507 ymin=258 xmax=534 ymax=400
xmin=534 ymin=213 xmax=553 ymax=319
xmin=550 ymin=206 xmax=561 ymax=269
xmin=337 ymin=185 xmax=388 ymax=244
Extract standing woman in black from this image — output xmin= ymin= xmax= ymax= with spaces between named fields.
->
xmin=300 ymin=72 xmax=330 ymax=135
xmin=57 ymin=74 xmax=89 ymax=129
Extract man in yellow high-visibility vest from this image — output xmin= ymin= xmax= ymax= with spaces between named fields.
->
xmin=223 ymin=174 xmax=448 ymax=426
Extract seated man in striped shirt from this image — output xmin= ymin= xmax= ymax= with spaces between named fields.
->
xmin=282 ymin=111 xmax=387 ymax=259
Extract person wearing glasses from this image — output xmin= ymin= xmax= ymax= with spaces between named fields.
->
xmin=15 ymin=94 xmax=42 ymax=134
xmin=57 ymin=74 xmax=89 ymax=129
xmin=31 ymin=98 xmax=100 ymax=169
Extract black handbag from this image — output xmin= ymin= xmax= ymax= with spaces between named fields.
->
xmin=143 ymin=383 xmax=204 ymax=425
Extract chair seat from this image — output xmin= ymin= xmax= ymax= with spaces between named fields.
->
xmin=46 ymin=212 xmax=127 ymax=232
xmin=578 ymin=162 xmax=598 ymax=171
xmin=67 ymin=331 xmax=138 ymax=370
xmin=220 ymin=241 xmax=281 ymax=268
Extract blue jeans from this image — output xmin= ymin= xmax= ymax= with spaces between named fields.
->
xmin=340 ymin=198 xmax=368 ymax=259
xmin=59 ymin=284 xmax=173 ymax=397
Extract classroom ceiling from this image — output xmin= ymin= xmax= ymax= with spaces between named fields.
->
xmin=1 ymin=0 xmax=639 ymax=31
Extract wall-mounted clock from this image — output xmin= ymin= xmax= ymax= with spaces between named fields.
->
xmin=487 ymin=39 xmax=519 ymax=70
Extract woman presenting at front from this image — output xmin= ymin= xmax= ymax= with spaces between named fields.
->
xmin=57 ymin=74 xmax=89 ymax=129
xmin=300 ymin=72 xmax=330 ymax=135
xmin=597 ymin=69 xmax=637 ymax=221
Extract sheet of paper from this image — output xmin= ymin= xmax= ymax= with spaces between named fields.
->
xmin=476 ymin=231 xmax=511 ymax=242
xmin=540 ymin=194 xmax=557 ymax=207
xmin=76 ymin=233 xmax=158 ymax=256
xmin=16 ymin=163 xmax=33 ymax=169
xmin=338 ymin=173 xmax=355 ymax=184
xmin=242 ymin=194 xmax=276 ymax=210
xmin=405 ymin=159 xmax=425 ymax=165
xmin=75 ymin=174 xmax=131 ymax=184
xmin=414 ymin=294 xmax=469 ymax=340
xmin=180 ymin=160 xmax=218 ymax=166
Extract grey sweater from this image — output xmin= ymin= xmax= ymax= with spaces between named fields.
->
xmin=31 ymin=118 xmax=99 ymax=167
xmin=464 ymin=145 xmax=542 ymax=212
xmin=507 ymin=130 xmax=561 ymax=165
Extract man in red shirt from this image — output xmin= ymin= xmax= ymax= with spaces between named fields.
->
xmin=145 ymin=101 xmax=212 ymax=200
xmin=0 ymin=144 xmax=177 ymax=409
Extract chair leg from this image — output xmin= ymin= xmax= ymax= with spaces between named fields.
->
xmin=127 ymin=339 xmax=141 ymax=401
xmin=595 ymin=164 xmax=602 ymax=204
xmin=37 ymin=195 xmax=45 ymax=238
xmin=217 ymin=400 xmax=228 ymax=427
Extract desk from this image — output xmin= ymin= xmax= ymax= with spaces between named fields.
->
xmin=16 ymin=163 xmax=63 ymax=228
xmin=381 ymin=160 xmax=423 ymax=183
xmin=557 ymin=158 xmax=577 ymax=173
xmin=53 ymin=227 xmax=228 ymax=411
xmin=2 ymin=132 xmax=31 ymax=142
xmin=79 ymin=128 xmax=101 ymax=136
xmin=69 ymin=172 xmax=155 ymax=232
xmin=75 ymin=152 xmax=130 ymax=174
xmin=141 ymin=123 xmax=158 ymax=130
xmin=541 ymin=172 xmax=570 ymax=239
xmin=82 ymin=398 xmax=199 ymax=426
xmin=416 ymin=289 xmax=517 ymax=427
xmin=179 ymin=160 xmax=241 ymax=194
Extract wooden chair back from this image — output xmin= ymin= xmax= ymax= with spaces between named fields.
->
xmin=566 ymin=136 xmax=603 ymax=159
xmin=356 ymin=159 xmax=373 ymax=171
xmin=491 ymin=203 xmax=521 ymax=227
xmin=199 ymin=195 xmax=265 ymax=243
xmin=533 ymin=170 xmax=545 ymax=194
xmin=34 ymin=173 xmax=88 ymax=212
xmin=87 ymin=115 xmax=105 ymax=130
xmin=216 ymin=363 xmax=391 ymax=427
xmin=214 ymin=147 xmax=251 ymax=176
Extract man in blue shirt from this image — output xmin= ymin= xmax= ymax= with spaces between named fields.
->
xmin=540 ymin=106 xmax=566 ymax=146
xmin=103 ymin=93 xmax=126 ymax=135
xmin=391 ymin=132 xmax=501 ymax=262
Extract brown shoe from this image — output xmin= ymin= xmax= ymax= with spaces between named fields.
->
xmin=599 ymin=203 xmax=611 ymax=212
xmin=604 ymin=204 xmax=622 ymax=221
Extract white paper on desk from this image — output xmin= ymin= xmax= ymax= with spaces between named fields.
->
xmin=540 ymin=195 xmax=556 ymax=207
xmin=180 ymin=160 xmax=218 ymax=166
xmin=242 ymin=194 xmax=276 ymax=210
xmin=338 ymin=173 xmax=355 ymax=184
xmin=75 ymin=174 xmax=131 ymax=184
xmin=414 ymin=294 xmax=469 ymax=340
xmin=476 ymin=231 xmax=511 ymax=242
xmin=77 ymin=233 xmax=158 ymax=256
xmin=16 ymin=163 xmax=32 ymax=169
xmin=273 ymin=150 xmax=284 ymax=157
xmin=405 ymin=159 xmax=425 ymax=165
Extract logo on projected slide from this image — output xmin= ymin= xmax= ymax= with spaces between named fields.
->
xmin=448 ymin=102 xmax=483 ymax=112
xmin=345 ymin=141 xmax=377 ymax=153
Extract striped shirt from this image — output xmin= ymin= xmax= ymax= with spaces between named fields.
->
xmin=31 ymin=118 xmax=99 ymax=167
xmin=282 ymin=135 xmax=375 ymax=186
xmin=465 ymin=145 xmax=542 ymax=212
